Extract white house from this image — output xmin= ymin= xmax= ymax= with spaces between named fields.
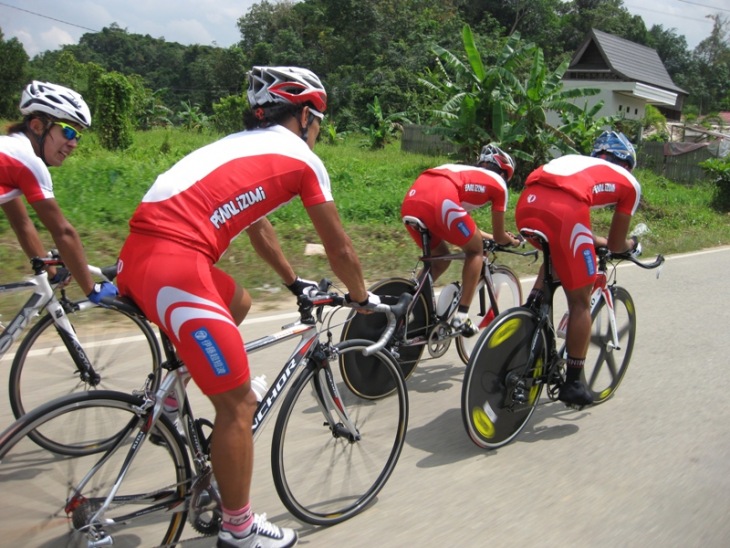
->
xmin=555 ymin=28 xmax=687 ymax=124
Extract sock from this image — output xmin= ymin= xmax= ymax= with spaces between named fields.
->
xmin=457 ymin=304 xmax=469 ymax=314
xmin=565 ymin=356 xmax=585 ymax=382
xmin=221 ymin=503 xmax=254 ymax=537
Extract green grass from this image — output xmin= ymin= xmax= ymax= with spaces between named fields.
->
xmin=2 ymin=127 xmax=729 ymax=301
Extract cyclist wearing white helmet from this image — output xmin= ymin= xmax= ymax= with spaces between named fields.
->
xmin=400 ymin=144 xmax=522 ymax=337
xmin=1 ymin=81 xmax=117 ymax=303
xmin=516 ymin=130 xmax=641 ymax=406
xmin=117 ymin=66 xmax=375 ymax=548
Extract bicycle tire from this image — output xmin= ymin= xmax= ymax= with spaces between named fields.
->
xmin=273 ymin=339 xmax=408 ymax=526
xmin=340 ymin=277 xmax=429 ymax=399
xmin=9 ymin=301 xmax=161 ymax=455
xmin=456 ymin=265 xmax=522 ymax=364
xmin=461 ymin=307 xmax=547 ymax=449
xmin=581 ymin=286 xmax=636 ymax=404
xmin=0 ymin=390 xmax=190 ymax=547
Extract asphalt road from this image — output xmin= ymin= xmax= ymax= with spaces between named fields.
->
xmin=0 ymin=246 xmax=728 ymax=547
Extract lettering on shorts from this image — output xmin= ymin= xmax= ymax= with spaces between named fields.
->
xmin=456 ymin=220 xmax=471 ymax=238
xmin=582 ymin=249 xmax=596 ymax=276
xmin=192 ymin=327 xmax=230 ymax=376
xmin=209 ymin=186 xmax=267 ymax=229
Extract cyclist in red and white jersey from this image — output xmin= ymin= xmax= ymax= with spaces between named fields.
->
xmin=516 ymin=130 xmax=642 ymax=406
xmin=0 ymin=81 xmax=116 ymax=303
xmin=117 ymin=66 xmax=374 ymax=548
xmin=401 ymin=144 xmax=521 ymax=336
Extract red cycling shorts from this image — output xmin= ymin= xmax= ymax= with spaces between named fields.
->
xmin=515 ymin=185 xmax=597 ymax=291
xmin=117 ymin=233 xmax=248 ymax=395
xmin=401 ymin=182 xmax=477 ymax=249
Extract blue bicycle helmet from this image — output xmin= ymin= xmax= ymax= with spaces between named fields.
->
xmin=590 ymin=131 xmax=637 ymax=170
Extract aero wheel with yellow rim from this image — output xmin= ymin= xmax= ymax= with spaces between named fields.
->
xmin=461 ymin=308 xmax=547 ymax=449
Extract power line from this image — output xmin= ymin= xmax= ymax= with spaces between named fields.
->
xmin=0 ymin=1 xmax=99 ymax=33
xmin=677 ymin=0 xmax=730 ymax=14
xmin=625 ymin=3 xmax=716 ymax=25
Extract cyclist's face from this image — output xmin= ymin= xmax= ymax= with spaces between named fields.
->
xmin=44 ymin=120 xmax=82 ymax=166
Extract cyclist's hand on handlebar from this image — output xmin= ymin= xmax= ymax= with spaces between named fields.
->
xmin=285 ymin=276 xmax=319 ymax=297
xmin=628 ymin=236 xmax=642 ymax=258
xmin=88 ymin=281 xmax=119 ymax=305
xmin=345 ymin=291 xmax=381 ymax=314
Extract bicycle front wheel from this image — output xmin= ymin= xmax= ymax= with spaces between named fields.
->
xmin=0 ymin=391 xmax=190 ymax=547
xmin=340 ymin=277 xmax=429 ymax=399
xmin=457 ymin=265 xmax=522 ymax=364
xmin=9 ymin=301 xmax=161 ymax=453
xmin=462 ymin=308 xmax=546 ymax=449
xmin=273 ymin=339 xmax=408 ymax=526
xmin=582 ymin=286 xmax=636 ymax=404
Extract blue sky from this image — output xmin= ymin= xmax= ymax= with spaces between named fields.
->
xmin=0 ymin=0 xmax=726 ymax=58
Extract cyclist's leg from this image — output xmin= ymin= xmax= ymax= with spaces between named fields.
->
xmin=462 ymin=308 xmax=546 ymax=449
xmin=8 ymin=304 xmax=161 ymax=430
xmin=340 ymin=277 xmax=429 ymax=398
xmin=457 ymin=265 xmax=522 ymax=364
xmin=582 ymin=286 xmax=636 ymax=403
xmin=273 ymin=339 xmax=408 ymax=526
xmin=0 ymin=390 xmax=190 ymax=546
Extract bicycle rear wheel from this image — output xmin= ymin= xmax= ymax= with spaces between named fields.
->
xmin=340 ymin=277 xmax=429 ymax=399
xmin=456 ymin=265 xmax=522 ymax=364
xmin=461 ymin=308 xmax=546 ymax=449
xmin=273 ymin=339 xmax=408 ymax=526
xmin=582 ymin=286 xmax=636 ymax=403
xmin=0 ymin=391 xmax=190 ymax=547
xmin=9 ymin=301 xmax=161 ymax=454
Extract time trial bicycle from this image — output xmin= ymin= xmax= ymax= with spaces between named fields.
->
xmin=462 ymin=227 xmax=665 ymax=449
xmin=0 ymin=281 xmax=411 ymax=547
xmin=340 ymin=215 xmax=536 ymax=399
xmin=1 ymin=253 xmax=161 ymax=453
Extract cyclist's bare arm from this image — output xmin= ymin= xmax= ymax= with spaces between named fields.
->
xmin=602 ymin=211 xmax=635 ymax=253
xmin=490 ymin=210 xmax=521 ymax=247
xmin=2 ymin=198 xmax=48 ymax=265
xmin=306 ymin=201 xmax=368 ymax=302
xmin=245 ymin=217 xmax=297 ymax=286
xmin=30 ymin=198 xmax=95 ymax=294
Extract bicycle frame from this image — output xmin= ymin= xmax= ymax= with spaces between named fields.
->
xmin=0 ymin=259 xmax=114 ymax=384
xmin=82 ymin=291 xmax=404 ymax=534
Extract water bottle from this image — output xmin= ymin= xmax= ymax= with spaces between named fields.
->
xmin=436 ymin=282 xmax=460 ymax=319
xmin=556 ymin=311 xmax=569 ymax=339
xmin=250 ymin=375 xmax=269 ymax=402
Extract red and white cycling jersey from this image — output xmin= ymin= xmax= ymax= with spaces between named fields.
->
xmin=0 ymin=133 xmax=55 ymax=205
xmin=127 ymin=125 xmax=332 ymax=262
xmin=524 ymin=155 xmax=640 ymax=215
xmin=401 ymin=164 xmax=509 ymax=247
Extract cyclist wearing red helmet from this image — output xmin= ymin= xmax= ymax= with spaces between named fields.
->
xmin=117 ymin=66 xmax=375 ymax=548
xmin=1 ymin=81 xmax=117 ymax=303
xmin=400 ymin=144 xmax=522 ymax=336
xmin=516 ymin=130 xmax=642 ymax=406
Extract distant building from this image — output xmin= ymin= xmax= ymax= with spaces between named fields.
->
xmin=559 ymin=28 xmax=687 ymax=123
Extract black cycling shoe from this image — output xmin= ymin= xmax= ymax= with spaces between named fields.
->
xmin=558 ymin=380 xmax=594 ymax=406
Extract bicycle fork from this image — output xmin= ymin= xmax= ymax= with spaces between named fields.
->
xmin=313 ymin=346 xmax=360 ymax=442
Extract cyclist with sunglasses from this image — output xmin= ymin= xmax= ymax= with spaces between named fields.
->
xmin=0 ymin=81 xmax=117 ymax=304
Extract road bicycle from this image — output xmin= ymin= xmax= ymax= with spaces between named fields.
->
xmin=340 ymin=215 xmax=536 ymax=399
xmin=0 ymin=253 xmax=161 ymax=453
xmin=0 ymin=280 xmax=411 ymax=547
xmin=461 ymin=227 xmax=665 ymax=449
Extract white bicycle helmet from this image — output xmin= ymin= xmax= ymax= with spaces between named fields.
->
xmin=19 ymin=81 xmax=92 ymax=128
xmin=247 ymin=66 xmax=327 ymax=112
xmin=477 ymin=144 xmax=516 ymax=182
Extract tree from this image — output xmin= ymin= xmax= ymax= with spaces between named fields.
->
xmin=95 ymin=72 xmax=134 ymax=150
xmin=692 ymin=15 xmax=730 ymax=114
xmin=0 ymin=29 xmax=29 ymax=119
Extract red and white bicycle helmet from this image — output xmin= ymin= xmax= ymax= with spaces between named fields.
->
xmin=247 ymin=66 xmax=327 ymax=112
xmin=477 ymin=144 xmax=516 ymax=182
xmin=19 ymin=81 xmax=92 ymax=128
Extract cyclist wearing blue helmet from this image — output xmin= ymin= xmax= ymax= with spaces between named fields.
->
xmin=515 ymin=130 xmax=642 ymax=406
